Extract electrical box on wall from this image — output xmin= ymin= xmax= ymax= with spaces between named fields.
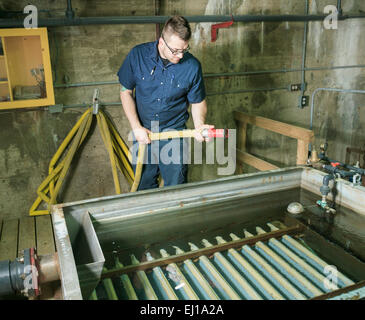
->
xmin=0 ymin=27 xmax=55 ymax=110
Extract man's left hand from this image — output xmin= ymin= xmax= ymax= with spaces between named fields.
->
xmin=194 ymin=124 xmax=215 ymax=143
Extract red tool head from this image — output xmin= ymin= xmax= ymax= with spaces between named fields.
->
xmin=202 ymin=128 xmax=229 ymax=138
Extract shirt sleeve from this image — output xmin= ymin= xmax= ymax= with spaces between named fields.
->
xmin=187 ymin=61 xmax=206 ymax=104
xmin=117 ymin=49 xmax=136 ymax=90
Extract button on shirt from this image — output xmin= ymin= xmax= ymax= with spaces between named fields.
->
xmin=117 ymin=41 xmax=206 ymax=131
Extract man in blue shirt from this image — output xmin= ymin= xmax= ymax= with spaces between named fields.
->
xmin=118 ymin=16 xmax=213 ymax=190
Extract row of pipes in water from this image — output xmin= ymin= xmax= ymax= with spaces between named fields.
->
xmin=90 ymin=222 xmax=354 ymax=300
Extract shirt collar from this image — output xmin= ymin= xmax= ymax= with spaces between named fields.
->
xmin=149 ymin=40 xmax=160 ymax=62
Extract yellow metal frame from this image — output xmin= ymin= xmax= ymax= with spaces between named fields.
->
xmin=0 ymin=27 xmax=55 ymax=110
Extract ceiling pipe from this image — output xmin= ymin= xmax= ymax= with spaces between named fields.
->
xmin=337 ymin=0 xmax=343 ymax=16
xmin=1 ymin=14 xmax=365 ymax=28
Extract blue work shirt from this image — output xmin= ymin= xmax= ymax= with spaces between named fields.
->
xmin=117 ymin=40 xmax=206 ymax=131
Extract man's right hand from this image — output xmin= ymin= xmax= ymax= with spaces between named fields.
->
xmin=133 ymin=126 xmax=152 ymax=144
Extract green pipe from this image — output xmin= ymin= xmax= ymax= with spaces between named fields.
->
xmin=53 ymin=64 xmax=365 ymax=89
xmin=102 ymin=267 xmax=119 ymax=300
xmin=145 ymin=252 xmax=179 ymax=300
xmin=2 ymin=13 xmax=365 ymax=28
xmin=202 ymin=239 xmax=262 ymax=300
xmin=115 ymin=257 xmax=138 ymax=300
xmin=131 ymin=254 xmax=158 ymax=300
xmin=160 ymin=249 xmax=199 ymax=300
xmin=189 ymin=242 xmax=241 ymax=300
xmin=174 ymin=246 xmax=220 ymax=300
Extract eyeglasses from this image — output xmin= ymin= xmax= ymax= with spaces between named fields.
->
xmin=162 ymin=35 xmax=190 ymax=55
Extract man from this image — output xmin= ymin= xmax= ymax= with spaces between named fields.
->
xmin=117 ymin=15 xmax=213 ymax=190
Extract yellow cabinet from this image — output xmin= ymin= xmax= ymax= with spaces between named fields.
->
xmin=0 ymin=27 xmax=55 ymax=110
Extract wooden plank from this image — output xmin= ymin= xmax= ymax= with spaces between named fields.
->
xmin=101 ymin=224 xmax=305 ymax=279
xmin=0 ymin=219 xmax=19 ymax=261
xmin=35 ymin=215 xmax=55 ymax=256
xmin=1 ymin=36 xmax=13 ymax=101
xmin=234 ymin=111 xmax=314 ymax=143
xmin=296 ymin=139 xmax=309 ymax=165
xmin=18 ymin=217 xmax=36 ymax=256
xmin=237 ymin=149 xmax=279 ymax=171
xmin=238 ymin=121 xmax=247 ymax=152
xmin=236 ymin=121 xmax=247 ymax=174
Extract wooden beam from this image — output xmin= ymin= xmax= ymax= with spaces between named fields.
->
xmin=237 ymin=149 xmax=279 ymax=171
xmin=101 ymin=224 xmax=304 ymax=279
xmin=18 ymin=217 xmax=36 ymax=256
xmin=296 ymin=139 xmax=309 ymax=165
xmin=0 ymin=219 xmax=19 ymax=261
xmin=235 ymin=121 xmax=247 ymax=174
xmin=234 ymin=111 xmax=314 ymax=143
xmin=310 ymin=280 xmax=365 ymax=300
xmin=35 ymin=215 xmax=55 ymax=256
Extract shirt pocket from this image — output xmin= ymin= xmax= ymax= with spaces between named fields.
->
xmin=169 ymin=78 xmax=190 ymax=101
xmin=136 ymin=72 xmax=159 ymax=101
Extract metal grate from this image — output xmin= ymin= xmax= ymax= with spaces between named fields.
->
xmin=90 ymin=221 xmax=356 ymax=300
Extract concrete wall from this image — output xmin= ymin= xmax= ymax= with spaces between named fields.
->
xmin=0 ymin=0 xmax=364 ymax=219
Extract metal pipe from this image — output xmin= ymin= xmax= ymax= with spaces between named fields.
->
xmin=268 ymin=238 xmax=339 ymax=292
xmin=114 ymin=257 xmax=138 ymax=300
xmin=319 ymin=153 xmax=365 ymax=175
xmin=160 ymin=249 xmax=199 ymax=300
xmin=337 ymin=0 xmax=343 ymax=16
xmin=2 ymin=14 xmax=365 ymax=28
xmin=131 ymin=254 xmax=158 ymax=300
xmin=54 ymin=80 xmax=119 ymax=88
xmin=188 ymin=242 xmax=241 ymax=300
xmin=102 ymin=267 xmax=118 ymax=300
xmin=65 ymin=0 xmax=75 ymax=20
xmin=227 ymin=233 xmax=284 ymax=300
xmin=53 ymin=65 xmax=365 ymax=89
xmin=281 ymin=234 xmax=354 ymax=288
xmin=202 ymin=239 xmax=263 ymax=300
xmin=38 ymin=253 xmax=61 ymax=284
xmin=269 ymin=222 xmax=354 ymax=288
xmin=299 ymin=0 xmax=309 ymax=107
xmin=145 ymin=252 xmax=179 ymax=300
xmin=239 ymin=229 xmax=306 ymax=300
xmin=258 ymin=225 xmax=324 ymax=297
xmin=55 ymin=87 xmax=288 ymax=110
xmin=206 ymin=86 xmax=289 ymax=97
xmin=174 ymin=246 xmax=220 ymax=300
xmin=89 ymin=290 xmax=98 ymax=300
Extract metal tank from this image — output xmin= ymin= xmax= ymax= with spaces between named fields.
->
xmin=50 ymin=166 xmax=365 ymax=300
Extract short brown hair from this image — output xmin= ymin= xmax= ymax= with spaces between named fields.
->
xmin=162 ymin=16 xmax=191 ymax=41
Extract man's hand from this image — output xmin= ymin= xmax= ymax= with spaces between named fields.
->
xmin=133 ymin=126 xmax=152 ymax=144
xmin=194 ymin=124 xmax=215 ymax=143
